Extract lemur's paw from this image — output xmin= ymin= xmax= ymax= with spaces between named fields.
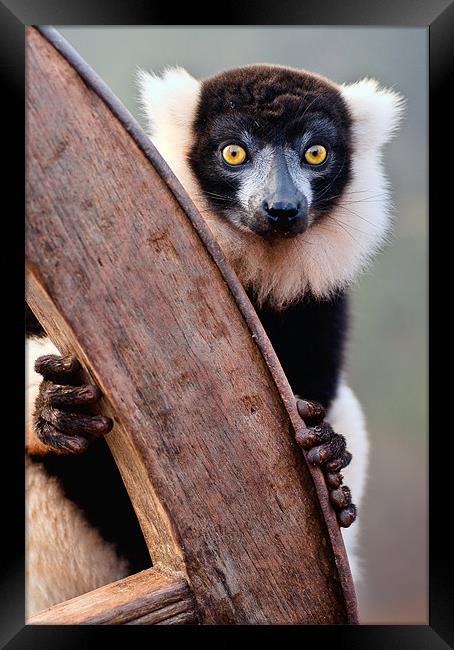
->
xmin=32 ymin=354 xmax=112 ymax=455
xmin=295 ymin=398 xmax=357 ymax=528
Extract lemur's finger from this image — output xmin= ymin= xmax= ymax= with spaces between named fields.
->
xmin=307 ymin=442 xmax=334 ymax=465
xmin=40 ymin=407 xmax=113 ymax=438
xmin=295 ymin=421 xmax=334 ymax=448
xmin=330 ymin=485 xmax=352 ymax=510
xmin=45 ymin=384 xmax=102 ymax=408
xmin=295 ymin=427 xmax=323 ymax=448
xmin=337 ymin=504 xmax=357 ymax=528
xmin=325 ymin=450 xmax=352 ymax=472
xmin=34 ymin=354 xmax=82 ymax=381
xmin=325 ymin=471 xmax=344 ymax=489
xmin=34 ymin=419 xmax=91 ymax=455
xmin=307 ymin=429 xmax=345 ymax=464
xmin=296 ymin=399 xmax=326 ymax=425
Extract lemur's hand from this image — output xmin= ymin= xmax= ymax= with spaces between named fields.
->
xmin=295 ymin=399 xmax=356 ymax=528
xmin=32 ymin=354 xmax=113 ymax=454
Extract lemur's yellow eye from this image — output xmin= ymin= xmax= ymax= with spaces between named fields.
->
xmin=222 ymin=144 xmax=247 ymax=166
xmin=304 ymin=144 xmax=327 ymax=165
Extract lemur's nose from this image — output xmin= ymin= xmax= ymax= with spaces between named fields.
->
xmin=264 ymin=201 xmax=301 ymax=227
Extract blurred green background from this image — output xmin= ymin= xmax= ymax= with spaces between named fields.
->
xmin=57 ymin=26 xmax=427 ymax=624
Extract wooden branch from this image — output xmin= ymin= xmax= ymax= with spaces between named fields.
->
xmin=26 ymin=26 xmax=358 ymax=624
xmin=27 ymin=569 xmax=196 ymax=625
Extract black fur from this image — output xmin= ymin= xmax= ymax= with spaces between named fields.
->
xmin=26 ymin=303 xmax=46 ymax=338
xmin=252 ymin=290 xmax=349 ymax=409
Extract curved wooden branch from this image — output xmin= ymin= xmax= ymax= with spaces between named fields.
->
xmin=26 ymin=26 xmax=358 ymax=624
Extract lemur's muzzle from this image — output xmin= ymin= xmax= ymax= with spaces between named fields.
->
xmin=260 ymin=153 xmax=309 ymax=237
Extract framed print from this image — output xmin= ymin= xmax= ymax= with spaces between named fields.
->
xmin=0 ymin=0 xmax=449 ymax=647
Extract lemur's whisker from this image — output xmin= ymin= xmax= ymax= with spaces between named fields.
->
xmin=325 ymin=218 xmax=362 ymax=244
xmin=313 ymin=159 xmax=347 ymax=201
xmin=336 ymin=203 xmax=382 ymax=228
xmin=320 ymin=192 xmax=385 ymax=204
xmin=331 ymin=216 xmax=378 ymax=237
xmin=343 ymin=188 xmax=382 ymax=195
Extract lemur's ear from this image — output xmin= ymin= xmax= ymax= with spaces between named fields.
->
xmin=340 ymin=79 xmax=405 ymax=149
xmin=136 ymin=67 xmax=201 ymax=142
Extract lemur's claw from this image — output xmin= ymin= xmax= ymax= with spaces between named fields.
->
xmin=295 ymin=398 xmax=357 ymax=528
xmin=32 ymin=354 xmax=112 ymax=455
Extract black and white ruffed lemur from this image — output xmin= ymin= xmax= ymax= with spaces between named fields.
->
xmin=25 ymin=64 xmax=404 ymax=615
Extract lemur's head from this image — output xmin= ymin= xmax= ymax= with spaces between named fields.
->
xmin=138 ymin=64 xmax=404 ymax=308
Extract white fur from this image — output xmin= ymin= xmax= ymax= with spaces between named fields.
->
xmin=136 ymin=66 xmax=202 ymax=203
xmin=326 ymin=383 xmax=369 ymax=584
xmin=340 ymin=78 xmax=405 ymax=149
xmin=137 ymin=67 xmax=404 ymax=308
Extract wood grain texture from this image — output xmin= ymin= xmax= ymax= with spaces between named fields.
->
xmin=27 ymin=569 xmax=196 ymax=625
xmin=26 ymin=27 xmax=357 ymax=624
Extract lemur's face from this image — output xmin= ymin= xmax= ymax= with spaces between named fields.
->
xmin=188 ymin=67 xmax=352 ymax=240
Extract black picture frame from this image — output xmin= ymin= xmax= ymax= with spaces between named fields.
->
xmin=0 ymin=1 xmax=449 ymax=647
